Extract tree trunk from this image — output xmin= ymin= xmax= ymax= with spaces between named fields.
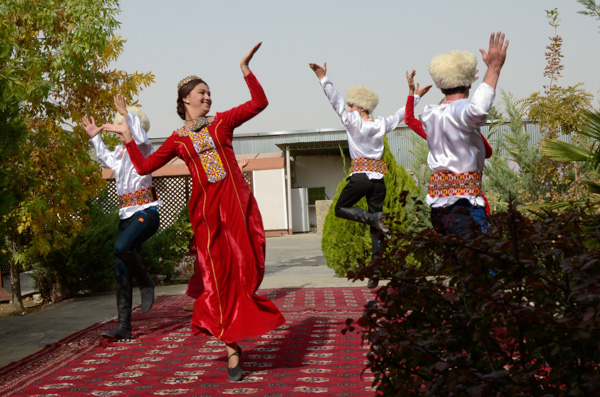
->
xmin=9 ymin=259 xmax=24 ymax=312
xmin=5 ymin=236 xmax=24 ymax=312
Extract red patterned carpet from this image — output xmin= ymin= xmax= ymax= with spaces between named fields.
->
xmin=0 ymin=287 xmax=377 ymax=396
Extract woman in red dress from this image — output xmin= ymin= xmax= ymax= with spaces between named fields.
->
xmin=103 ymin=42 xmax=284 ymax=382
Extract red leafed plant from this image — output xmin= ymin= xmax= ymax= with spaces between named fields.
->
xmin=347 ymin=198 xmax=600 ymax=396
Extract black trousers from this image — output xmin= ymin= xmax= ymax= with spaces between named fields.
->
xmin=335 ymin=173 xmax=386 ymax=255
xmin=115 ymin=207 xmax=160 ymax=279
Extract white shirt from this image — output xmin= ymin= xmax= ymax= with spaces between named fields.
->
xmin=90 ymin=112 xmax=162 ymax=219
xmin=421 ymin=82 xmax=496 ymax=208
xmin=319 ymin=76 xmax=418 ymax=179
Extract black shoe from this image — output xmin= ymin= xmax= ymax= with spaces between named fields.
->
xmin=140 ymin=278 xmax=155 ymax=313
xmin=101 ymin=326 xmax=131 ymax=341
xmin=227 ymin=346 xmax=243 ymax=382
xmin=367 ymin=278 xmax=379 ymax=289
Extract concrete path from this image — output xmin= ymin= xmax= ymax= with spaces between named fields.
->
xmin=0 ymin=232 xmax=367 ymax=368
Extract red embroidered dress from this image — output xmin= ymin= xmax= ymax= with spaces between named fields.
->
xmin=125 ymin=73 xmax=284 ymax=343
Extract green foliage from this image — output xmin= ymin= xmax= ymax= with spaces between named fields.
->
xmin=525 ymin=84 xmax=593 ymax=138
xmin=33 ymin=194 xmax=119 ymax=300
xmin=485 ymin=7 xmax=593 ymax=209
xmin=322 ymin=138 xmax=418 ymax=276
xmin=406 ymin=135 xmax=432 ymax=228
xmin=321 ymin=181 xmax=372 ymax=277
xmin=577 ymin=0 xmax=600 ymax=30
xmin=542 ymin=9 xmax=564 ymax=91
xmin=348 ymin=198 xmax=600 ymax=396
xmin=540 ymin=110 xmax=600 ymax=203
xmin=140 ymin=206 xmax=193 ymax=282
xmin=34 ymin=196 xmax=193 ymax=301
xmin=382 ymin=138 xmax=420 ymax=234
xmin=511 ymin=8 xmax=593 ymax=206
xmin=0 ymin=0 xmax=155 ymax=302
xmin=0 ymin=82 xmax=29 ymax=236
xmin=484 ymin=92 xmax=543 ymax=209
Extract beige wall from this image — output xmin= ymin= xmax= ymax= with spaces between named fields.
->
xmin=293 ymin=155 xmax=349 ymax=199
xmin=253 ymin=168 xmax=288 ymax=231
xmin=293 ymin=154 xmax=350 ymax=228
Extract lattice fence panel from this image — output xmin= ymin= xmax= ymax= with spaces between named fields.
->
xmin=243 ymin=171 xmax=253 ymax=191
xmin=101 ymin=179 xmax=119 ymax=213
xmin=94 ymin=176 xmax=191 ymax=231
xmin=152 ymin=176 xmax=191 ymax=230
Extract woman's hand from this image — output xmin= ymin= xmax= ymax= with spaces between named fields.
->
xmin=81 ymin=116 xmax=103 ymax=138
xmin=102 ymin=122 xmax=133 ymax=143
xmin=406 ymin=70 xmax=432 ymax=98
xmin=237 ymin=157 xmax=249 ymax=170
xmin=406 ymin=70 xmax=416 ymax=95
xmin=241 ymin=41 xmax=262 ymax=76
xmin=416 ymin=82 xmax=432 ymax=98
xmin=309 ymin=63 xmax=327 ymax=80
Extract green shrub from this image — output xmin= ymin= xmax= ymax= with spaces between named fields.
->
xmin=322 ymin=137 xmax=418 ymax=276
xmin=140 ymin=205 xmax=193 ymax=282
xmin=33 ymin=193 xmax=193 ymax=301
xmin=348 ymin=199 xmax=600 ymax=396
xmin=33 ymin=195 xmax=119 ymax=301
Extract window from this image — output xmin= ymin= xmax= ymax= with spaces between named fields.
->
xmin=308 ymin=187 xmax=326 ymax=205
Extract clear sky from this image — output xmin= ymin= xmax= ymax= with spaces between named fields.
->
xmin=111 ymin=0 xmax=600 ymax=139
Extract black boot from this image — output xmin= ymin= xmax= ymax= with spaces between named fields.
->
xmin=102 ymin=273 xmax=132 ymax=340
xmin=336 ymin=207 xmax=390 ymax=238
xmin=368 ymin=234 xmax=383 ymax=289
xmin=115 ymin=251 xmax=155 ymax=313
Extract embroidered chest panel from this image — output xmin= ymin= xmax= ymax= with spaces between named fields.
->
xmin=176 ymin=117 xmax=226 ymax=183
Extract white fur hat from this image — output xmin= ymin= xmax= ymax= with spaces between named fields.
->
xmin=345 ymin=86 xmax=379 ymax=114
xmin=428 ymin=50 xmax=477 ymax=89
xmin=113 ymin=106 xmax=150 ymax=133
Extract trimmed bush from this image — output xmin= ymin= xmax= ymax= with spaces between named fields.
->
xmin=322 ymin=137 xmax=418 ymax=276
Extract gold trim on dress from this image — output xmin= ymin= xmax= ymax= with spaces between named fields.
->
xmin=177 ymin=118 xmax=226 ymax=183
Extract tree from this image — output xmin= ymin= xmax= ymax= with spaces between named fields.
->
xmin=484 ymin=92 xmax=545 ymax=210
xmin=516 ymin=8 xmax=593 ymax=205
xmin=0 ymin=0 xmax=154 ymax=308
xmin=0 ymin=79 xmax=30 ymax=311
xmin=322 ymin=137 xmax=418 ymax=276
xmin=539 ymin=1 xmax=600 ymax=202
xmin=577 ymin=0 xmax=600 ymax=30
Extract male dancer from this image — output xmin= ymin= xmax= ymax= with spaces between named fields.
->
xmin=309 ymin=62 xmax=421 ymax=286
xmin=82 ymin=95 xmax=161 ymax=340
xmin=422 ymin=31 xmax=508 ymax=238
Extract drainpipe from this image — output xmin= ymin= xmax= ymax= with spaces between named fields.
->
xmin=285 ymin=146 xmax=293 ymax=235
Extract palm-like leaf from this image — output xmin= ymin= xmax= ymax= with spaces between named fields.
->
xmin=540 ymin=139 xmax=591 ymax=162
xmin=580 ymin=110 xmax=600 ymax=170
xmin=539 ymin=110 xmax=600 ymax=198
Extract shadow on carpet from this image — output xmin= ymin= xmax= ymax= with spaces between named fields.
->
xmin=0 ymin=287 xmax=376 ymax=396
